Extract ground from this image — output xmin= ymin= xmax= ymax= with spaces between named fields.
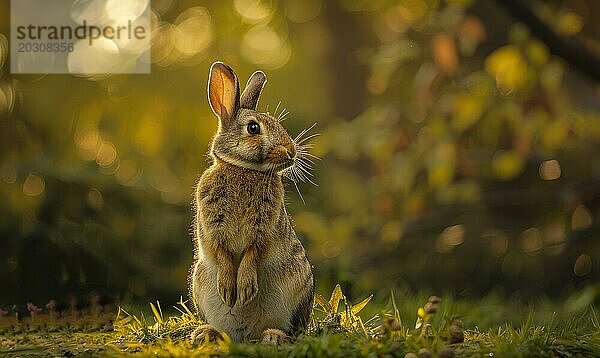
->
xmin=1 ymin=286 xmax=598 ymax=357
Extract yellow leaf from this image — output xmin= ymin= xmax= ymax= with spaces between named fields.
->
xmin=340 ymin=311 xmax=367 ymax=332
xmin=428 ymin=163 xmax=455 ymax=188
xmin=314 ymin=294 xmax=330 ymax=310
xmin=428 ymin=141 xmax=456 ymax=188
xmin=351 ymin=294 xmax=373 ymax=315
xmin=216 ymin=333 xmax=231 ymax=353
xmin=526 ymin=41 xmax=549 ymax=67
xmin=150 ymin=302 xmax=163 ymax=325
xmin=340 ymin=311 xmax=351 ymax=326
xmin=557 ymin=12 xmax=583 ymax=36
xmin=540 ymin=62 xmax=564 ymax=93
xmin=542 ymin=120 xmax=568 ymax=150
xmin=329 ymin=284 xmax=345 ymax=313
xmin=431 ymin=32 xmax=457 ymax=73
xmin=453 ymin=94 xmax=485 ymax=131
xmin=485 ymin=45 xmax=527 ymax=94
xmin=492 ymin=150 xmax=524 ymax=181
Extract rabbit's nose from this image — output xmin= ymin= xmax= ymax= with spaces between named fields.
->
xmin=285 ymin=144 xmax=296 ymax=159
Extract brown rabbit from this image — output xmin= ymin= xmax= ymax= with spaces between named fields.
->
xmin=189 ymin=62 xmax=315 ymax=344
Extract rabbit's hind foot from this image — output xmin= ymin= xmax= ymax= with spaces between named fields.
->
xmin=261 ymin=328 xmax=288 ymax=345
xmin=190 ymin=324 xmax=222 ymax=345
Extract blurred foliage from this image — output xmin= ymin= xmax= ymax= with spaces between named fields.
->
xmin=0 ymin=0 xmax=599 ymax=305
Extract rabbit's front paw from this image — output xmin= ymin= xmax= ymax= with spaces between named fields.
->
xmin=237 ymin=269 xmax=258 ymax=306
xmin=217 ymin=267 xmax=236 ymax=307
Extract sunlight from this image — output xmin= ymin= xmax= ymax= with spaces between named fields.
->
xmin=105 ymin=0 xmax=149 ymax=23
xmin=68 ymin=37 xmax=122 ymax=76
xmin=96 ymin=142 xmax=118 ymax=168
xmin=71 ymin=0 xmax=110 ymax=25
xmin=233 ymin=0 xmax=273 ymax=24
xmin=115 ymin=160 xmax=142 ymax=187
xmin=172 ymin=7 xmax=214 ymax=58
xmin=241 ymin=25 xmax=291 ymax=69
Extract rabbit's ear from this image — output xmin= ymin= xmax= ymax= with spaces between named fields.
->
xmin=208 ymin=62 xmax=240 ymax=124
xmin=240 ymin=70 xmax=267 ymax=110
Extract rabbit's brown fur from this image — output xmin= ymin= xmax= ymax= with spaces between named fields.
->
xmin=189 ymin=62 xmax=314 ymax=343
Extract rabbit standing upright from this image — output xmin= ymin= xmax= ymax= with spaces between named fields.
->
xmin=189 ymin=62 xmax=315 ymax=344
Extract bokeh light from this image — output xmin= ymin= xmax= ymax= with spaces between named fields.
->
xmin=86 ymin=188 xmax=104 ymax=210
xmin=22 ymin=173 xmax=45 ymax=197
xmin=234 ymin=0 xmax=273 ymax=24
xmin=519 ymin=228 xmax=543 ymax=256
xmin=115 ymin=160 xmax=142 ymax=187
xmin=105 ymin=0 xmax=149 ymax=22
xmin=241 ymin=25 xmax=291 ymax=69
xmin=68 ymin=38 xmax=122 ymax=76
xmin=485 ymin=45 xmax=527 ymax=94
xmin=573 ymin=254 xmax=592 ymax=276
xmin=0 ymin=33 xmax=7 ymax=69
xmin=571 ymin=205 xmax=593 ymax=231
xmin=70 ymin=0 xmax=111 ymax=25
xmin=172 ymin=7 xmax=214 ymax=59
xmin=285 ymin=0 xmax=321 ymax=23
xmin=539 ymin=159 xmax=561 ymax=180
xmin=0 ymin=163 xmax=17 ymax=184
xmin=435 ymin=224 xmax=466 ymax=253
xmin=0 ymin=80 xmax=16 ymax=118
xmin=95 ymin=142 xmax=118 ymax=167
xmin=0 ymin=0 xmax=598 ymax=305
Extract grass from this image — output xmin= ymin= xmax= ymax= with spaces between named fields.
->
xmin=1 ymin=286 xmax=599 ymax=357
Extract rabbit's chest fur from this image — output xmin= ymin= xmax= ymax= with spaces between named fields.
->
xmin=195 ymin=162 xmax=285 ymax=258
xmin=191 ymin=161 xmax=313 ymax=341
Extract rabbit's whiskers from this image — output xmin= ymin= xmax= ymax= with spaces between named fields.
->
xmin=267 ymin=101 xmax=290 ymax=122
xmin=283 ymin=123 xmax=320 ymax=204
xmin=277 ymin=109 xmax=290 ymax=122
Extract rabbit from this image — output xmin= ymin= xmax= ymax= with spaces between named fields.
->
xmin=189 ymin=62 xmax=315 ymax=344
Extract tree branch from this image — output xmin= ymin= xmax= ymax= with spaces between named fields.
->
xmin=494 ymin=0 xmax=600 ymax=82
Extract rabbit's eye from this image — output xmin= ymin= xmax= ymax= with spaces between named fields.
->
xmin=247 ymin=121 xmax=261 ymax=135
